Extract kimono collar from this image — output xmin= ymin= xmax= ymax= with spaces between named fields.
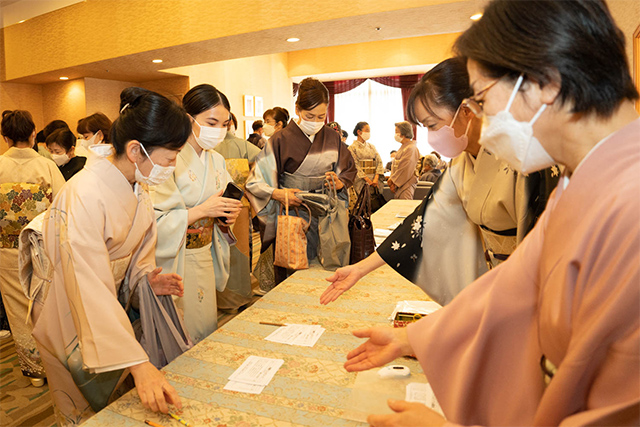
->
xmin=89 ymin=155 xmax=140 ymax=204
xmin=4 ymin=146 xmax=41 ymax=159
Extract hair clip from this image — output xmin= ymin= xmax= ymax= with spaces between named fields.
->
xmin=120 ymin=103 xmax=130 ymax=114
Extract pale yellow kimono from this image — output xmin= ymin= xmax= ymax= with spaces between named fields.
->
xmin=33 ymin=155 xmax=156 ymax=426
xmin=153 ymin=143 xmax=235 ymax=343
xmin=0 ymin=147 xmax=64 ymax=380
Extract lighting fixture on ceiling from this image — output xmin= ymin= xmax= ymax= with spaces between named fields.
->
xmin=152 ymin=59 xmax=163 ymax=63
xmin=470 ymin=13 xmax=483 ymax=21
xmin=18 ymin=20 xmax=26 ymax=24
xmin=59 ymin=76 xmax=69 ymax=80
xmin=286 ymin=37 xmax=300 ymax=43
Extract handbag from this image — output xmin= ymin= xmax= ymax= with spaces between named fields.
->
xmin=349 ymin=185 xmax=375 ymax=264
xmin=274 ymin=191 xmax=311 ymax=270
xmin=370 ymin=186 xmax=387 ymax=213
xmin=317 ymin=175 xmax=351 ymax=270
xmin=294 ymin=191 xmax=330 ymax=217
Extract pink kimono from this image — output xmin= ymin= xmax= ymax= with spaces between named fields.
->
xmin=408 ymin=118 xmax=640 ymax=426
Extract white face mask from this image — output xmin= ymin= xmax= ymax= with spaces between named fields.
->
xmin=298 ymin=118 xmax=324 ymax=136
xmin=263 ymin=123 xmax=275 ymax=137
xmin=479 ymin=74 xmax=554 ymax=175
xmin=134 ymin=143 xmax=175 ymax=186
xmin=52 ymin=153 xmax=70 ymax=166
xmin=89 ymin=144 xmax=114 ymax=157
xmin=192 ymin=117 xmax=226 ymax=150
xmin=394 ymin=133 xmax=404 ymax=143
xmin=361 ymin=132 xmax=371 ymax=141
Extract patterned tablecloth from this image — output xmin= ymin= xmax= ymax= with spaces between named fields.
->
xmin=84 ymin=200 xmax=428 ymax=427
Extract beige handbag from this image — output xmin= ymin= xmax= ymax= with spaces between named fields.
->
xmin=274 ymin=191 xmax=312 ymax=270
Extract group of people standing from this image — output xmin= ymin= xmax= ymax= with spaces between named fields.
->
xmin=0 ymin=1 xmax=638 ymax=426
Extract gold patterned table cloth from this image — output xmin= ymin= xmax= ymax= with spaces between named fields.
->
xmin=84 ymin=200 xmax=429 ymax=427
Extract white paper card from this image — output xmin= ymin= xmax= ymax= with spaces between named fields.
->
xmin=223 ymin=380 xmax=265 ymax=394
xmin=227 ymin=356 xmax=284 ymax=386
xmin=265 ymin=324 xmax=325 ymax=347
xmin=406 ymin=383 xmax=445 ymax=418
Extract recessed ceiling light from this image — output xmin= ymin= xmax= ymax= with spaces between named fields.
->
xmin=286 ymin=37 xmax=300 ymax=43
xmin=152 ymin=59 xmax=163 ymax=63
xmin=59 ymin=77 xmax=69 ymax=80
xmin=18 ymin=20 xmax=26 ymax=24
xmin=470 ymin=13 xmax=483 ymax=21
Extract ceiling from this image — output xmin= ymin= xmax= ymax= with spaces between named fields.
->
xmin=3 ymin=0 xmax=486 ymax=85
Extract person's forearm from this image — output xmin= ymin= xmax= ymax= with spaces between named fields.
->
xmin=187 ymin=205 xmax=204 ymax=225
xmin=355 ymin=251 xmax=386 ymax=277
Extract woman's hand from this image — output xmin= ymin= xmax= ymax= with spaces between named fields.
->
xmin=325 ymin=171 xmax=345 ymax=190
xmin=371 ymin=175 xmax=379 ymax=187
xmin=344 ymin=327 xmax=413 ymax=372
xmin=272 ymin=188 xmax=302 ymax=206
xmin=367 ymin=399 xmax=446 ymax=427
xmin=130 ymin=361 xmax=182 ymax=414
xmin=387 ymin=178 xmax=397 ymax=193
xmin=364 ymin=176 xmax=374 ymax=186
xmin=320 ymin=264 xmax=365 ymax=305
xmin=196 ymin=189 xmax=243 ymax=221
xmin=147 ymin=267 xmax=184 ymax=297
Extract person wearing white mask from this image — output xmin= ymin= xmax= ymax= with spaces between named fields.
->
xmin=34 ymin=88 xmax=188 ymax=425
xmin=152 ymin=84 xmax=242 ymax=343
xmin=76 ymin=112 xmax=112 ymax=157
xmin=348 ymin=121 xmax=385 ymax=195
xmin=321 ymin=57 xmax=557 ymax=307
xmin=387 ymin=121 xmax=420 ymax=200
xmin=262 ymin=107 xmax=289 ymax=138
xmin=246 ymin=77 xmax=356 ymax=288
xmin=45 ymin=128 xmax=86 ymax=180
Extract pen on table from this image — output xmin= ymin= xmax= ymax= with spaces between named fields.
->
xmin=168 ymin=412 xmax=193 ymax=427
xmin=144 ymin=420 xmax=166 ymax=427
xmin=259 ymin=321 xmax=286 ymax=327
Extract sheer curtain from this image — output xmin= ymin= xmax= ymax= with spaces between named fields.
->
xmin=334 ymin=79 xmax=405 ymax=164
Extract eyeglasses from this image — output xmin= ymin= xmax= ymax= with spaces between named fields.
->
xmin=462 ymin=77 xmax=503 ymax=118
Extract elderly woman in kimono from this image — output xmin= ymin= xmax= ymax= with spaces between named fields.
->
xmin=34 ymin=87 xmax=190 ymax=425
xmin=344 ymin=1 xmax=640 ymax=425
xmin=321 ymin=57 xmax=557 ymax=306
xmin=0 ymin=110 xmax=65 ymax=387
xmin=153 ymin=84 xmax=242 ymax=343
xmin=246 ymin=77 xmax=356 ymax=285
xmin=387 ymin=121 xmax=420 ymax=200
xmin=348 ymin=121 xmax=385 ymax=196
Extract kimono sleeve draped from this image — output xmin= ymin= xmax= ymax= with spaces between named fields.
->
xmin=153 ymin=172 xmax=188 ymax=269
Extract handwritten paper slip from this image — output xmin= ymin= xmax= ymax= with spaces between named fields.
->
xmin=265 ymin=324 xmax=325 ymax=347
xmin=223 ymin=356 xmax=284 ymax=395
xmin=405 ymin=383 xmax=445 ymax=418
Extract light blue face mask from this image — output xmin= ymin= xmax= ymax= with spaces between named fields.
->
xmin=479 ymin=74 xmax=555 ymax=174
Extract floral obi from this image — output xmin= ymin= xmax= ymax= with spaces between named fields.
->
xmin=0 ymin=183 xmax=52 ymax=249
xmin=186 ymin=217 xmax=215 ymax=249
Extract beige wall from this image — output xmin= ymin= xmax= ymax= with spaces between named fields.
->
xmin=84 ymin=77 xmax=136 ymax=122
xmin=139 ymin=76 xmax=191 ymax=105
xmin=41 ymin=78 xmax=86 ymax=135
xmin=167 ymin=53 xmax=293 ymax=137
xmin=608 ymin=0 xmax=640 ymax=66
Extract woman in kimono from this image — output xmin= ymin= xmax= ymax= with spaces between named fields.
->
xmin=348 ymin=121 xmax=385 ymax=195
xmin=246 ymin=77 xmax=357 ymax=285
xmin=75 ymin=112 xmax=112 ymax=158
xmin=153 ymin=84 xmax=243 ymax=343
xmin=262 ymin=107 xmax=289 ymax=138
xmin=45 ymin=128 xmax=87 ymax=181
xmin=321 ymin=57 xmax=557 ymax=306
xmin=387 ymin=121 xmax=420 ymax=200
xmin=33 ymin=87 xmax=190 ymax=425
xmin=345 ymin=1 xmax=639 ymax=425
xmin=0 ymin=110 xmax=65 ymax=387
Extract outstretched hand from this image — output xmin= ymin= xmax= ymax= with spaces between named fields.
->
xmin=148 ymin=267 xmax=184 ymax=297
xmin=367 ymin=399 xmax=446 ymax=427
xmin=320 ymin=265 xmax=363 ymax=305
xmin=344 ymin=327 xmax=412 ymax=372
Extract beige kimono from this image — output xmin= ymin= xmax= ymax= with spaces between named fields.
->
xmin=0 ymin=147 xmax=64 ymax=380
xmin=33 ymin=155 xmax=156 ymax=426
xmin=389 ymin=140 xmax=420 ymax=199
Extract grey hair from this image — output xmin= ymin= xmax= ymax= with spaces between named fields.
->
xmin=395 ymin=121 xmax=414 ymax=139
xmin=423 ymin=154 xmax=438 ymax=170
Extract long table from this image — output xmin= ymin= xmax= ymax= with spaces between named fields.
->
xmin=85 ymin=200 xmax=426 ymax=427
